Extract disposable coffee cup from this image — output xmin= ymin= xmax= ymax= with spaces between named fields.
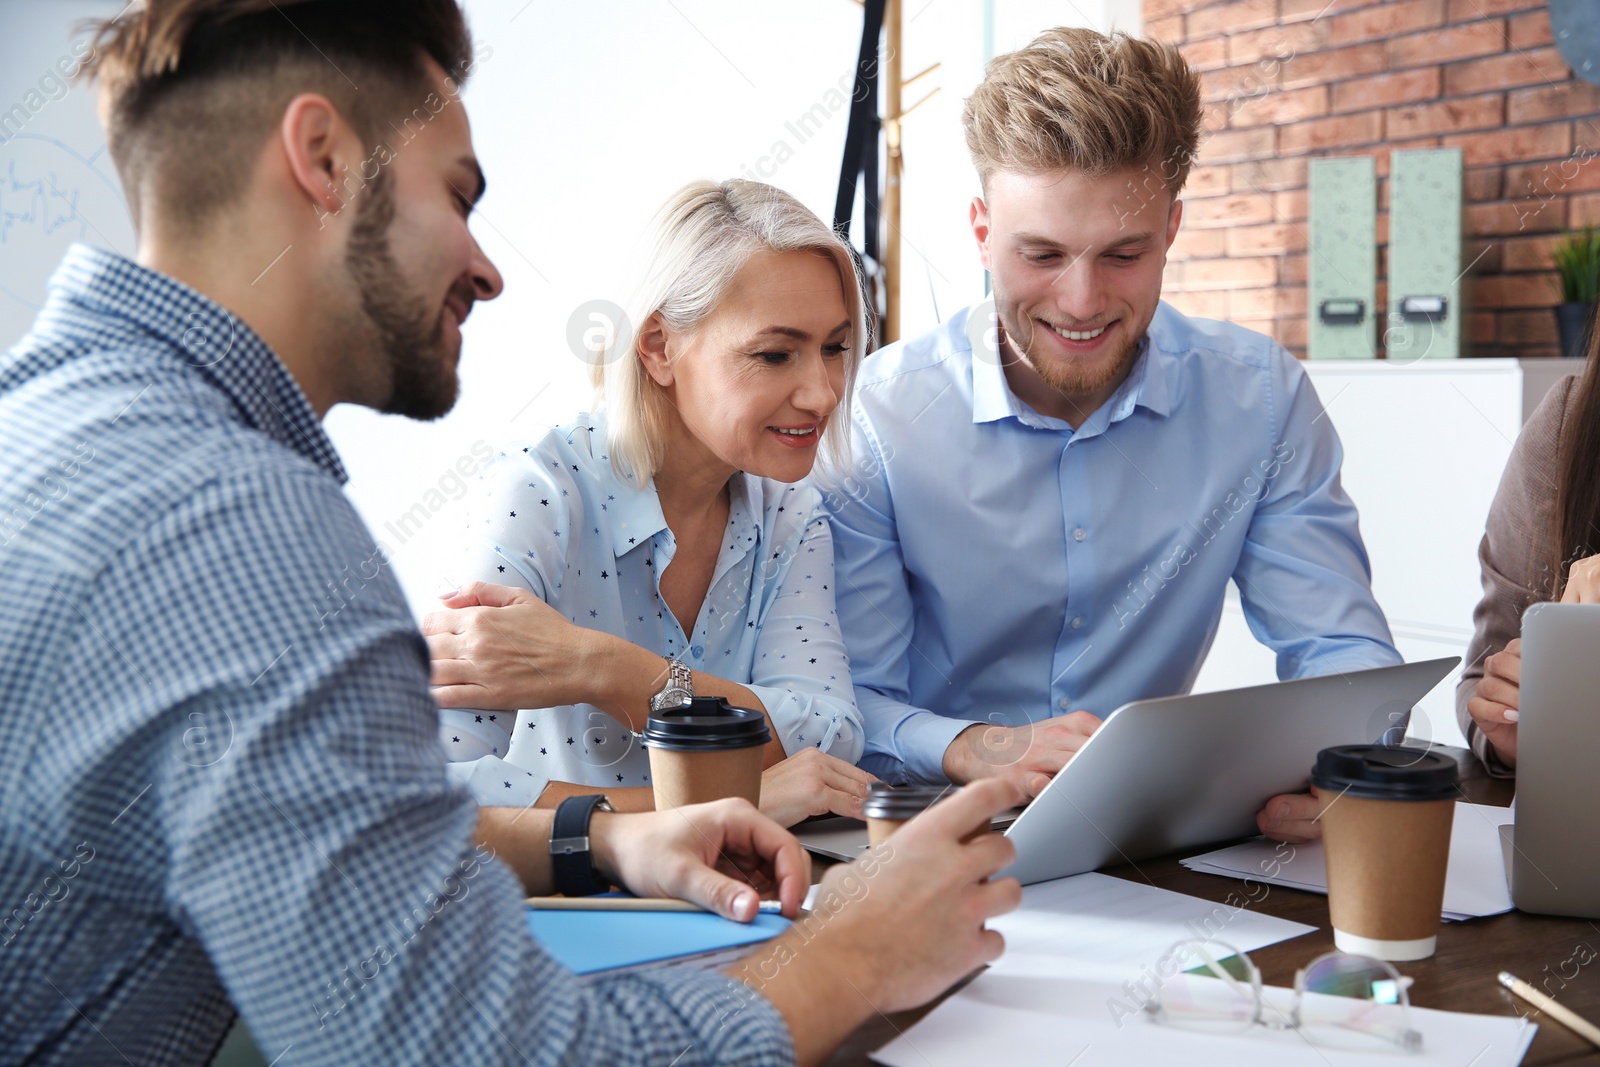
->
xmin=1312 ymin=745 xmax=1458 ymax=961
xmin=642 ymin=696 xmax=771 ymax=810
xmin=861 ymin=784 xmax=950 ymax=845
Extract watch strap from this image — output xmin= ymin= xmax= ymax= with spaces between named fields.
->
xmin=650 ymin=657 xmax=695 ymax=712
xmin=550 ymin=794 xmax=613 ymax=897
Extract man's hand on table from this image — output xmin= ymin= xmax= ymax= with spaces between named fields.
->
xmin=590 ymin=798 xmax=810 ymax=922
xmin=941 ymin=712 xmax=1102 ymax=796
xmin=728 ymin=778 xmax=1025 ymax=1067
xmin=1256 ymin=788 xmax=1324 ymax=843
xmin=936 ymin=710 xmax=1335 ymax=844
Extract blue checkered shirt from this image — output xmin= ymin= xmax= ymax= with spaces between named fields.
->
xmin=0 ymin=245 xmax=795 ymax=1067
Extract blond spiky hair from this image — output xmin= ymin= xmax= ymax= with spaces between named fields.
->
xmin=963 ymin=27 xmax=1202 ymax=193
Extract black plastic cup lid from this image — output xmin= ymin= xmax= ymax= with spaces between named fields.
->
xmin=641 ymin=697 xmax=772 ymax=752
xmin=1310 ymin=744 xmax=1458 ymax=802
xmin=862 ymin=783 xmax=952 ymax=821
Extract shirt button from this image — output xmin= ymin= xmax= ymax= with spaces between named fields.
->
xmin=1073 ymin=527 xmax=1087 ymax=541
xmin=691 ymin=645 xmax=704 ymax=658
xmin=1057 ymin=697 xmax=1071 ymax=711
xmin=1071 ymin=617 xmax=1084 ymax=629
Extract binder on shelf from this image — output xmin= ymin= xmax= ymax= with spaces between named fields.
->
xmin=1388 ymin=147 xmax=1465 ymax=361
xmin=1309 ymin=156 xmax=1377 ymax=360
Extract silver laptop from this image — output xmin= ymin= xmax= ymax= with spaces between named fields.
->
xmin=1509 ymin=603 xmax=1600 ymax=918
xmin=793 ymin=808 xmax=1020 ymax=864
xmin=998 ymin=657 xmax=1458 ymax=884
xmin=795 ymin=659 xmax=1457 ymax=876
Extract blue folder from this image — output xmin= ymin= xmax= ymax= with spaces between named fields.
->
xmin=526 ymin=901 xmax=791 ymax=975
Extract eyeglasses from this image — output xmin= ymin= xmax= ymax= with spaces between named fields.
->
xmin=1142 ymin=939 xmax=1422 ymax=1053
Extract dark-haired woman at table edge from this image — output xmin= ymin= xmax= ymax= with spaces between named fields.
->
xmin=1460 ymin=335 xmax=1600 ymax=774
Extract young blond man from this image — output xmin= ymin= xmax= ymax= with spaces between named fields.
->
xmin=0 ymin=3 xmax=1020 ymax=1064
xmin=827 ymin=28 xmax=1400 ymax=841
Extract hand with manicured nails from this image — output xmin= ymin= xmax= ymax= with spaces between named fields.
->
xmin=1469 ymin=636 xmax=1522 ymax=766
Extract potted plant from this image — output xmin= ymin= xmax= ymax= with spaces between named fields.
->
xmin=1552 ymin=227 xmax=1600 ymax=358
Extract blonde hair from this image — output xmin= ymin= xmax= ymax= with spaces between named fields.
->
xmin=594 ymin=179 xmax=868 ymax=488
xmin=963 ymin=27 xmax=1202 ymax=193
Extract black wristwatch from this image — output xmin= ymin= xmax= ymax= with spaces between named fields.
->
xmin=550 ymin=794 xmax=615 ymax=897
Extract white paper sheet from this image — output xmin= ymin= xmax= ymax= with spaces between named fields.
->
xmin=1180 ymin=802 xmax=1515 ymax=921
xmin=985 ymin=873 xmax=1317 ymax=984
xmin=871 ymin=971 xmax=1537 ymax=1067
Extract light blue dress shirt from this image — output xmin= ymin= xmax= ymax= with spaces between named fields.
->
xmin=827 ymin=299 xmax=1401 ymax=784
xmin=439 ymin=412 xmax=861 ymax=805
xmin=0 ymin=245 xmax=794 ymax=1066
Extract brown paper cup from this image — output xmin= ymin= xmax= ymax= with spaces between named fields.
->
xmin=649 ymin=745 xmax=763 ymax=810
xmin=866 ymin=816 xmax=908 ymax=846
xmin=1320 ymin=792 xmax=1454 ymax=961
xmin=861 ymin=784 xmax=951 ymax=846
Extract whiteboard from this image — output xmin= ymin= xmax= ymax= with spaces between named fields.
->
xmin=0 ymin=0 xmax=136 ymax=350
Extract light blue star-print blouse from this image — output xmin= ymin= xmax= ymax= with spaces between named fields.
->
xmin=439 ymin=412 xmax=862 ymax=805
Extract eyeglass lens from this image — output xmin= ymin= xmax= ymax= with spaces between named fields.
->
xmin=1299 ymin=953 xmax=1419 ymax=1052
xmin=1156 ymin=941 xmax=1258 ymax=1033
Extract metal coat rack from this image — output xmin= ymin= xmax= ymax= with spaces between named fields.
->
xmin=836 ymin=0 xmax=940 ymax=347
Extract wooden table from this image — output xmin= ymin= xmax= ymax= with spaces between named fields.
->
xmin=825 ymin=775 xmax=1600 ymax=1066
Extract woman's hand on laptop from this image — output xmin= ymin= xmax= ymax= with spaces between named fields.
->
xmin=1472 ymin=556 xmax=1600 ymax=767
xmin=1468 ymin=636 xmax=1521 ymax=766
xmin=759 ymin=747 xmax=879 ymax=826
xmin=1562 ymin=554 xmax=1600 ymax=603
xmin=1256 ymin=789 xmax=1324 ymax=843
xmin=941 ymin=712 xmax=1102 ymax=796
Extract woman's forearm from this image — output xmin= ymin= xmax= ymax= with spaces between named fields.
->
xmin=587 ymin=634 xmax=783 ymax=766
xmin=531 ymin=781 xmax=656 ymax=812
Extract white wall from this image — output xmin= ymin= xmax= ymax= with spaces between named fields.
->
xmin=2 ymin=0 xmax=1141 ymax=618
xmin=0 ymin=1 xmax=136 ymax=346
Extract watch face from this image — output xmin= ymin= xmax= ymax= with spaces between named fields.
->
xmin=653 ymin=686 xmax=693 ymax=711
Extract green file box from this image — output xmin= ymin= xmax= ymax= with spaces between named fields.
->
xmin=1309 ymin=157 xmax=1377 ymax=360
xmin=1388 ymin=148 xmax=1464 ymax=361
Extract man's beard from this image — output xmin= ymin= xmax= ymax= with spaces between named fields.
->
xmin=346 ymin=173 xmax=459 ymax=421
xmin=999 ymin=305 xmax=1145 ymax=401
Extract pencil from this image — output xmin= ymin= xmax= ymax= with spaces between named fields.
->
xmin=526 ymin=896 xmax=783 ymax=913
xmin=1499 ymin=971 xmax=1600 ymax=1048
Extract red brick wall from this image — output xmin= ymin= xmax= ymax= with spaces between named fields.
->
xmin=1144 ymin=0 xmax=1600 ymax=358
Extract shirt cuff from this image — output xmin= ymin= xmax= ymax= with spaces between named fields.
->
xmin=445 ymin=754 xmax=549 ymax=808
xmin=439 ymin=707 xmax=513 ymax=762
xmin=744 ymin=682 xmax=854 ymax=760
xmin=894 ymin=712 xmax=981 ymax=785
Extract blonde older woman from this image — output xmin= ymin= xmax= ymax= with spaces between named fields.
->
xmin=425 ymin=179 xmax=876 ymax=826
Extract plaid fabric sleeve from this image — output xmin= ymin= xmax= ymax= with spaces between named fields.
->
xmin=86 ymin=464 xmax=794 ymax=1066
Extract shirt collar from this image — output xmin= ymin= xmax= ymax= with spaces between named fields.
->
xmin=964 ymin=297 xmax=1172 ymax=429
xmin=728 ymin=471 xmax=763 ymax=541
xmin=967 ymin=300 xmax=1024 ymax=426
xmin=593 ymin=414 xmax=765 ymax=559
xmin=52 ymin=243 xmax=346 ymax=482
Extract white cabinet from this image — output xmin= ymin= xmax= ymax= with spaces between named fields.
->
xmin=1193 ymin=358 xmax=1574 ymax=749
